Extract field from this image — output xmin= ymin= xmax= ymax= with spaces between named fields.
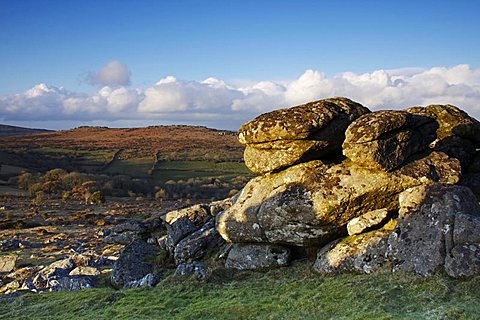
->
xmin=0 ymin=126 xmax=248 ymax=183
xmin=1 ymin=263 xmax=479 ymax=319
xmin=152 ymin=161 xmax=250 ymax=183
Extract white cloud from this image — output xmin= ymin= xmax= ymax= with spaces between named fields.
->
xmin=1 ymin=64 xmax=480 ymax=129
xmin=89 ymin=60 xmax=131 ymax=86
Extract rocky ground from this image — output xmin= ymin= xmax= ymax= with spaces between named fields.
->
xmin=0 ymin=195 xmax=194 ymax=295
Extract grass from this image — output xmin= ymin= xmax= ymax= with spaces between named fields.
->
xmin=0 ymin=185 xmax=28 ymax=196
xmin=0 ymin=164 xmax=28 ymax=176
xmin=104 ymin=157 xmax=155 ymax=177
xmin=1 ymin=263 xmax=479 ymax=319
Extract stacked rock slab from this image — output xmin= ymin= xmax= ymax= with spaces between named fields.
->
xmin=239 ymin=97 xmax=370 ymax=174
xmin=406 ymin=104 xmax=480 ymax=167
xmin=342 ymin=110 xmax=438 ymax=171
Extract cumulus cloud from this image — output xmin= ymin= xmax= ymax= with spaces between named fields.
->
xmin=0 ymin=83 xmax=142 ymax=121
xmin=89 ymin=60 xmax=131 ymax=86
xmin=1 ymin=64 xmax=480 ymax=129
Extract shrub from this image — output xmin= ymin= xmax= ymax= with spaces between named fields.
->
xmin=155 ymin=188 xmax=167 ymax=199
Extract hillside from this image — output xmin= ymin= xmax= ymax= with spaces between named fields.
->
xmin=0 ymin=124 xmax=51 ymax=137
xmin=0 ymin=125 xmax=249 ymax=181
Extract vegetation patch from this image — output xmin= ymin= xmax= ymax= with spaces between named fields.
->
xmin=1 ymin=264 xmax=479 ymax=319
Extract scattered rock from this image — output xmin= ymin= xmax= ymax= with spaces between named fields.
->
xmin=6 ymin=266 xmax=41 ymax=281
xmin=111 ymin=240 xmax=160 ymax=288
xmin=175 ymin=261 xmax=207 ymax=281
xmin=124 ymin=273 xmax=161 ymax=289
xmin=50 ymin=276 xmax=95 ymax=292
xmin=69 ymin=266 xmax=100 ymax=276
xmin=0 ymin=255 xmax=17 ymax=273
xmin=38 ymin=258 xmax=75 ymax=279
xmin=174 ymin=220 xmax=224 ymax=264
xmin=225 ymin=244 xmax=291 ymax=270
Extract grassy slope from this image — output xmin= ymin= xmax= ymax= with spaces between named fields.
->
xmin=0 ymin=126 xmax=246 ymax=181
xmin=1 ymin=264 xmax=479 ymax=320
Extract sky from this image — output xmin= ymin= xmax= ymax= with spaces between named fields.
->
xmin=1 ymin=0 xmax=479 ymax=130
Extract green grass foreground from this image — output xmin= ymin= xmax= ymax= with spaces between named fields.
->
xmin=1 ymin=263 xmax=479 ymax=320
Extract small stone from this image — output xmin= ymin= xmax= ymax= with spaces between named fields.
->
xmin=123 ymin=273 xmax=161 ymax=289
xmin=347 ymin=209 xmax=389 ymax=236
xmin=0 ymin=255 xmax=17 ymax=273
xmin=69 ymin=266 xmax=100 ymax=276
xmin=225 ymin=244 xmax=291 ymax=270
xmin=50 ymin=276 xmax=95 ymax=292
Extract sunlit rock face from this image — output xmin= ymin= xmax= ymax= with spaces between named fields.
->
xmin=239 ymin=97 xmax=370 ymax=174
xmin=217 ymin=152 xmax=460 ymax=247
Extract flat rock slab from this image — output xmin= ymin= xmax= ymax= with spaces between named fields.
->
xmin=347 ymin=208 xmax=390 ymax=236
xmin=238 ymin=97 xmax=369 ymax=144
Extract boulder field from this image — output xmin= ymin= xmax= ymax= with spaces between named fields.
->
xmin=111 ymin=97 xmax=479 ymax=284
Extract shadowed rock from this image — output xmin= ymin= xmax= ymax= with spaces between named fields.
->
xmin=407 ymin=104 xmax=480 ymax=167
xmin=111 ymin=240 xmax=160 ymax=288
xmin=388 ymin=184 xmax=480 ymax=277
xmin=343 ymin=110 xmax=438 ymax=171
xmin=225 ymin=243 xmax=291 ymax=270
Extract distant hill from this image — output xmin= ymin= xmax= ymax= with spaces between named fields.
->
xmin=0 ymin=125 xmax=248 ymax=181
xmin=0 ymin=124 xmax=52 ymax=137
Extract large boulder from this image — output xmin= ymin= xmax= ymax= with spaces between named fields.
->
xmin=444 ymin=213 xmax=480 ymax=278
xmin=343 ymin=110 xmax=438 ymax=171
xmin=239 ymin=97 xmax=370 ymax=173
xmin=388 ymin=184 xmax=480 ymax=277
xmin=217 ymin=153 xmax=460 ymax=247
xmin=225 ymin=243 xmax=291 ymax=270
xmin=111 ymin=240 xmax=160 ymax=288
xmin=313 ymin=227 xmax=392 ymax=275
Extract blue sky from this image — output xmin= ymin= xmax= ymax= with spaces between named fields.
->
xmin=1 ymin=0 xmax=479 ymax=129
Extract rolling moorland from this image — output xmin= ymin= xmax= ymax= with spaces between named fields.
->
xmin=0 ymin=124 xmax=249 ymax=182
xmin=1 ymin=116 xmax=480 ymax=320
